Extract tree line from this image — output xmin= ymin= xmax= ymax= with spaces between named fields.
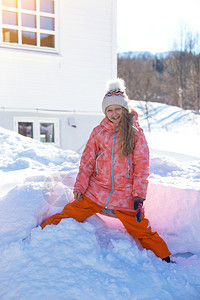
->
xmin=118 ymin=30 xmax=200 ymax=113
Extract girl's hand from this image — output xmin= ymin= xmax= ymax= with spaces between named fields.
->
xmin=133 ymin=197 xmax=144 ymax=223
xmin=74 ymin=191 xmax=83 ymax=202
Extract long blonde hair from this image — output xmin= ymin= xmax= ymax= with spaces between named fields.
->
xmin=118 ymin=108 xmax=137 ymax=158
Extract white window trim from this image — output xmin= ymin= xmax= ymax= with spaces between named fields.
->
xmin=0 ymin=0 xmax=59 ymax=53
xmin=14 ymin=117 xmax=60 ymax=146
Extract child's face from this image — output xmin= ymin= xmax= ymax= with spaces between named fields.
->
xmin=106 ymin=105 xmax=123 ymax=124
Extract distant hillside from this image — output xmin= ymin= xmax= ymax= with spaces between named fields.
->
xmin=117 ymin=51 xmax=172 ymax=59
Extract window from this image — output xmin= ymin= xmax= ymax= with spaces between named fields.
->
xmin=0 ymin=0 xmax=57 ymax=51
xmin=40 ymin=122 xmax=55 ymax=142
xmin=18 ymin=122 xmax=33 ymax=138
xmin=14 ymin=117 xmax=60 ymax=145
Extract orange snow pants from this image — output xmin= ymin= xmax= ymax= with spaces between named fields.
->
xmin=41 ymin=195 xmax=171 ymax=259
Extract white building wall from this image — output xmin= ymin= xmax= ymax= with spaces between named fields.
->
xmin=0 ymin=0 xmax=117 ymax=112
xmin=0 ymin=109 xmax=104 ymax=153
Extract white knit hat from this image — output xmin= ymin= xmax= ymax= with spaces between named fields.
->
xmin=102 ymin=78 xmax=129 ymax=114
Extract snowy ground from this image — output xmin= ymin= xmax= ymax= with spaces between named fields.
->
xmin=0 ymin=102 xmax=200 ymax=300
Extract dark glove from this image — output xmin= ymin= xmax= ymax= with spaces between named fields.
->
xmin=133 ymin=197 xmax=144 ymax=223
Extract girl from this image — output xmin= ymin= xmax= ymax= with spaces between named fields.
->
xmin=41 ymin=78 xmax=172 ymax=263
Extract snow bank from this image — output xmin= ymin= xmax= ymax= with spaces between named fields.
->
xmin=0 ymin=128 xmax=79 ymax=246
xmin=1 ymin=219 xmax=200 ymax=300
xmin=145 ymin=131 xmax=200 ymax=254
xmin=146 ymin=184 xmax=200 ymax=253
xmin=132 ymin=100 xmax=200 ymax=134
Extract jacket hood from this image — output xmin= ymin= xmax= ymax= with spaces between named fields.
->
xmin=131 ymin=109 xmax=139 ymax=122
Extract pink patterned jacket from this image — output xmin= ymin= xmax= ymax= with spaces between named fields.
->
xmin=74 ymin=110 xmax=149 ymax=212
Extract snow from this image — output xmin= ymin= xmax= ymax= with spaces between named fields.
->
xmin=0 ymin=102 xmax=200 ymax=299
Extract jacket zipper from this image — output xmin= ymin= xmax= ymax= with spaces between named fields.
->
xmin=127 ymin=156 xmax=130 ymax=178
xmin=105 ymin=125 xmax=118 ymax=208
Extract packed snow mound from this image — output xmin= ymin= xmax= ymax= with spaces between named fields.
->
xmin=1 ymin=218 xmax=200 ymax=300
xmin=0 ymin=127 xmax=79 ymax=171
xmin=0 ymin=127 xmax=79 ymax=245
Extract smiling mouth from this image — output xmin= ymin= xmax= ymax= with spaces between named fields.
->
xmin=111 ymin=117 xmax=121 ymax=123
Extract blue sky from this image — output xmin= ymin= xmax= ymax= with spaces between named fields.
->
xmin=117 ymin=0 xmax=200 ymax=54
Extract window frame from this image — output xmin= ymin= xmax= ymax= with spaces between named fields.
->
xmin=14 ymin=117 xmax=60 ymax=146
xmin=0 ymin=0 xmax=59 ymax=53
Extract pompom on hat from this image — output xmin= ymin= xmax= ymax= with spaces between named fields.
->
xmin=102 ymin=78 xmax=129 ymax=114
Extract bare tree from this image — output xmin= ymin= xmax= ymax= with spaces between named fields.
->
xmin=117 ymin=27 xmax=200 ymax=113
xmin=168 ymin=27 xmax=200 ymax=111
